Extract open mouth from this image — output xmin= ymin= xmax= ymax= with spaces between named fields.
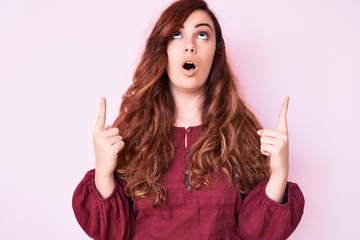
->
xmin=183 ymin=62 xmax=196 ymax=70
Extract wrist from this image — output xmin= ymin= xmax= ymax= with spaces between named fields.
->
xmin=265 ymin=172 xmax=288 ymax=203
xmin=270 ymin=169 xmax=288 ymax=181
xmin=94 ymin=170 xmax=115 ymax=185
xmin=94 ymin=171 xmax=116 ymax=199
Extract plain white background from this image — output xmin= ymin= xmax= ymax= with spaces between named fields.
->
xmin=0 ymin=0 xmax=359 ymax=239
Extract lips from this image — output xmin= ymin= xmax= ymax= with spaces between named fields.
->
xmin=183 ymin=61 xmax=196 ymax=70
xmin=181 ymin=60 xmax=197 ymax=77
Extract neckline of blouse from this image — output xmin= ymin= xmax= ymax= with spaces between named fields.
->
xmin=171 ymin=124 xmax=203 ymax=130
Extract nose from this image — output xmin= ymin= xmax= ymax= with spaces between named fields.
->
xmin=184 ymin=41 xmax=196 ymax=54
xmin=185 ymin=47 xmax=196 ymax=53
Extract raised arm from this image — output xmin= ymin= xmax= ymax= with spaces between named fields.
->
xmin=257 ymin=96 xmax=291 ymax=203
xmin=238 ymin=97 xmax=305 ymax=239
xmin=93 ymin=97 xmax=125 ymax=198
xmin=72 ymin=98 xmax=133 ymax=239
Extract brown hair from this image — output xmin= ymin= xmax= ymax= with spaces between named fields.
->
xmin=113 ymin=0 xmax=269 ymax=207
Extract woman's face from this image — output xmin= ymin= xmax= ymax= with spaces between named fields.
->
xmin=166 ymin=10 xmax=216 ymax=94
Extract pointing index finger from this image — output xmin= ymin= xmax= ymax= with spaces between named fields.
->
xmin=95 ymin=97 xmax=107 ymax=132
xmin=277 ymin=96 xmax=290 ymax=132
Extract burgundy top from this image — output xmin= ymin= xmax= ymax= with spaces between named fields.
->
xmin=72 ymin=125 xmax=305 ymax=240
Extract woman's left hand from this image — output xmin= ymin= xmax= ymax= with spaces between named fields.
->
xmin=257 ymin=97 xmax=290 ymax=202
xmin=257 ymin=96 xmax=290 ymax=177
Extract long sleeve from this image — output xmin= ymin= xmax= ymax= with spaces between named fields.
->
xmin=238 ymin=181 xmax=305 ymax=240
xmin=72 ymin=169 xmax=134 ymax=240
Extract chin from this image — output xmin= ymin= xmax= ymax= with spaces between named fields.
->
xmin=181 ymin=84 xmax=205 ymax=93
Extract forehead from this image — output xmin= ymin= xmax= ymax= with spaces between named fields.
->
xmin=182 ymin=9 xmax=214 ymax=29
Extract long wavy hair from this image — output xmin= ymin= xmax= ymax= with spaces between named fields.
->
xmin=113 ymin=0 xmax=269 ymax=207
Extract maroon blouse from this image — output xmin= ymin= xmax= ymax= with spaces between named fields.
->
xmin=72 ymin=126 xmax=305 ymax=240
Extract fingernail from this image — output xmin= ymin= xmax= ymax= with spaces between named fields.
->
xmin=257 ymin=130 xmax=262 ymax=135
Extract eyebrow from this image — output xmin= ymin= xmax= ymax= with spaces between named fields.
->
xmin=195 ymin=23 xmax=213 ymax=32
xmin=179 ymin=23 xmax=213 ymax=32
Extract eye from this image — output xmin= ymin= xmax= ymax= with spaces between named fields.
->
xmin=197 ymin=32 xmax=209 ymax=40
xmin=171 ymin=32 xmax=182 ymax=39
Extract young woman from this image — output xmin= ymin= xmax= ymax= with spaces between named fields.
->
xmin=72 ymin=0 xmax=305 ymax=239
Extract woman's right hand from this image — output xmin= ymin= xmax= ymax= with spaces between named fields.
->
xmin=93 ymin=97 xmax=124 ymax=197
